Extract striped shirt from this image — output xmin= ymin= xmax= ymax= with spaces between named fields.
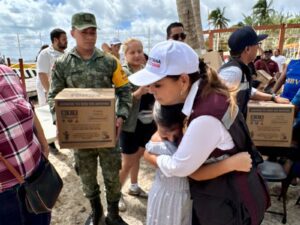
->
xmin=0 ymin=65 xmax=41 ymax=192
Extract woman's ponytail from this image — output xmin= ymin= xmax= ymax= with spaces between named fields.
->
xmin=199 ymin=59 xmax=238 ymax=118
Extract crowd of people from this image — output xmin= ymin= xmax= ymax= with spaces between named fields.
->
xmin=1 ymin=11 xmax=300 ymax=225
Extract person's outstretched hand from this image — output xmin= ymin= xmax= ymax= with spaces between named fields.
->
xmin=274 ymin=96 xmax=290 ymax=104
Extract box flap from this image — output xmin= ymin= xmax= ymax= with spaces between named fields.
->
xmin=55 ymin=88 xmax=115 ymax=100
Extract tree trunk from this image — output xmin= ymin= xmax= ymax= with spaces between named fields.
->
xmin=192 ymin=0 xmax=205 ymax=52
xmin=216 ymin=33 xmax=220 ymax=51
xmin=176 ymin=0 xmax=201 ymax=55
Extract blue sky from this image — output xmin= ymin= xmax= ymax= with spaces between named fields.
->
xmin=47 ymin=0 xmax=65 ymax=5
xmin=0 ymin=0 xmax=298 ymax=61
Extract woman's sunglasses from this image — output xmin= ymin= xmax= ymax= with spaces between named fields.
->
xmin=171 ymin=32 xmax=187 ymax=41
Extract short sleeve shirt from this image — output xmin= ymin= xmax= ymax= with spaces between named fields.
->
xmin=292 ymin=88 xmax=300 ymax=125
xmin=254 ymin=59 xmax=279 ymax=76
xmin=36 ymin=45 xmax=64 ymax=77
xmin=271 ymin=55 xmax=286 ymax=73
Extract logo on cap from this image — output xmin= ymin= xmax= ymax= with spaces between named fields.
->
xmin=148 ymin=57 xmax=161 ymax=68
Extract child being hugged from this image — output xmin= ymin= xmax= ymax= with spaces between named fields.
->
xmin=146 ymin=102 xmax=191 ymax=225
xmin=146 ymin=102 xmax=254 ymax=225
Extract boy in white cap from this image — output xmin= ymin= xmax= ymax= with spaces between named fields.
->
xmin=110 ymin=37 xmax=122 ymax=59
xmin=101 ymin=37 xmax=122 ymax=60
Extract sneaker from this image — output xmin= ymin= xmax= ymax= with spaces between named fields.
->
xmin=118 ymin=194 xmax=127 ymax=212
xmin=128 ymin=186 xmax=148 ymax=198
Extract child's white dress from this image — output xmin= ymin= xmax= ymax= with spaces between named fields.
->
xmin=146 ymin=141 xmax=192 ymax=225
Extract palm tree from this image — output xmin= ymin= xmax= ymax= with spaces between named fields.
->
xmin=252 ymin=0 xmax=275 ymax=25
xmin=208 ymin=7 xmax=230 ymax=29
xmin=192 ymin=0 xmax=205 ymax=51
xmin=287 ymin=14 xmax=300 ymax=24
xmin=233 ymin=22 xmax=245 ymax=28
xmin=242 ymin=14 xmax=255 ymax=26
xmin=272 ymin=11 xmax=288 ymax=24
xmin=208 ymin=7 xmax=230 ymax=50
xmin=176 ymin=0 xmax=201 ymax=54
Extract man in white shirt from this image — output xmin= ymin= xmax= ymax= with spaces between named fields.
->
xmin=36 ymin=28 xmax=67 ymax=106
xmin=36 ymin=28 xmax=67 ymax=154
xmin=271 ymin=48 xmax=286 ymax=74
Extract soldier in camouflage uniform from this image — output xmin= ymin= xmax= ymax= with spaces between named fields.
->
xmin=48 ymin=12 xmax=131 ymax=225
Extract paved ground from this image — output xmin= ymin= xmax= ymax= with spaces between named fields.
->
xmin=262 ymin=183 xmax=300 ymax=225
xmin=50 ymin=148 xmax=300 ymax=225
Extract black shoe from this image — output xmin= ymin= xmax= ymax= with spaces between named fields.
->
xmin=106 ymin=201 xmax=128 ymax=225
xmin=49 ymin=143 xmax=59 ymax=155
xmin=105 ymin=215 xmax=128 ymax=225
xmin=85 ymin=196 xmax=105 ymax=225
xmin=85 ymin=214 xmax=106 ymax=225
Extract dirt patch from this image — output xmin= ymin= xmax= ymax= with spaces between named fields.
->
xmin=50 ymin=147 xmax=154 ymax=225
xmin=49 ymin=147 xmax=300 ymax=225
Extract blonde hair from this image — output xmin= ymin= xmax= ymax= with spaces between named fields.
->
xmin=122 ymin=38 xmax=143 ymax=54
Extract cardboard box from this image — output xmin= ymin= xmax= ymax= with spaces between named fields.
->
xmin=55 ymin=88 xmax=115 ymax=149
xmin=246 ymin=101 xmax=294 ymax=147
xmin=256 ymin=70 xmax=275 ymax=87
xmin=202 ymin=51 xmax=223 ymax=71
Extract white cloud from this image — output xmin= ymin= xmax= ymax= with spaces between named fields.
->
xmin=0 ymin=0 xmax=298 ymax=61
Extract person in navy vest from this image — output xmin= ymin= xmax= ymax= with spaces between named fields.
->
xmin=129 ymin=40 xmax=270 ymax=225
xmin=219 ymin=26 xmax=289 ymax=118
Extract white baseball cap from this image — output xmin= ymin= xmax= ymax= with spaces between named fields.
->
xmin=128 ymin=40 xmax=199 ymax=86
xmin=110 ymin=37 xmax=122 ymax=46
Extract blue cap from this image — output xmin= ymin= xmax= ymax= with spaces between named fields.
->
xmin=228 ymin=26 xmax=268 ymax=52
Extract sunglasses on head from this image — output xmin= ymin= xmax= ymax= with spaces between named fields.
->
xmin=171 ymin=32 xmax=186 ymax=41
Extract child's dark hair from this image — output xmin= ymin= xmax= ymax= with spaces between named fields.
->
xmin=153 ymin=102 xmax=185 ymax=128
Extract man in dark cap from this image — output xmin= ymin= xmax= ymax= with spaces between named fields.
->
xmin=48 ymin=12 xmax=131 ymax=225
xmin=219 ymin=26 xmax=289 ymax=118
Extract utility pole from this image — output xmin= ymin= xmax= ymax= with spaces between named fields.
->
xmin=148 ymin=27 xmax=151 ymax=53
xmin=39 ymin=32 xmax=43 ymax=46
xmin=17 ymin=33 xmax=22 ymax=59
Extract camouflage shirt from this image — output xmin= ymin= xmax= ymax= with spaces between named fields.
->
xmin=48 ymin=47 xmax=132 ymax=121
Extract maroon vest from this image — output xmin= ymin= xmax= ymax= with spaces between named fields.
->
xmin=188 ymin=88 xmax=270 ymax=225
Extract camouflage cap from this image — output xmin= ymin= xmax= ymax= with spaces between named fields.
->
xmin=71 ymin=12 xmax=98 ymax=30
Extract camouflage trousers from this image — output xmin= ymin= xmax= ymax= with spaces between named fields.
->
xmin=73 ymin=146 xmax=122 ymax=203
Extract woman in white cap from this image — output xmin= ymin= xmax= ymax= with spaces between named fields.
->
xmin=129 ymin=40 xmax=270 ymax=225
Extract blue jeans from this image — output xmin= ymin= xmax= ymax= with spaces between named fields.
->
xmin=0 ymin=159 xmax=51 ymax=225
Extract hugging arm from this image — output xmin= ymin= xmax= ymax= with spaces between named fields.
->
xmin=189 ymin=152 xmax=252 ymax=181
